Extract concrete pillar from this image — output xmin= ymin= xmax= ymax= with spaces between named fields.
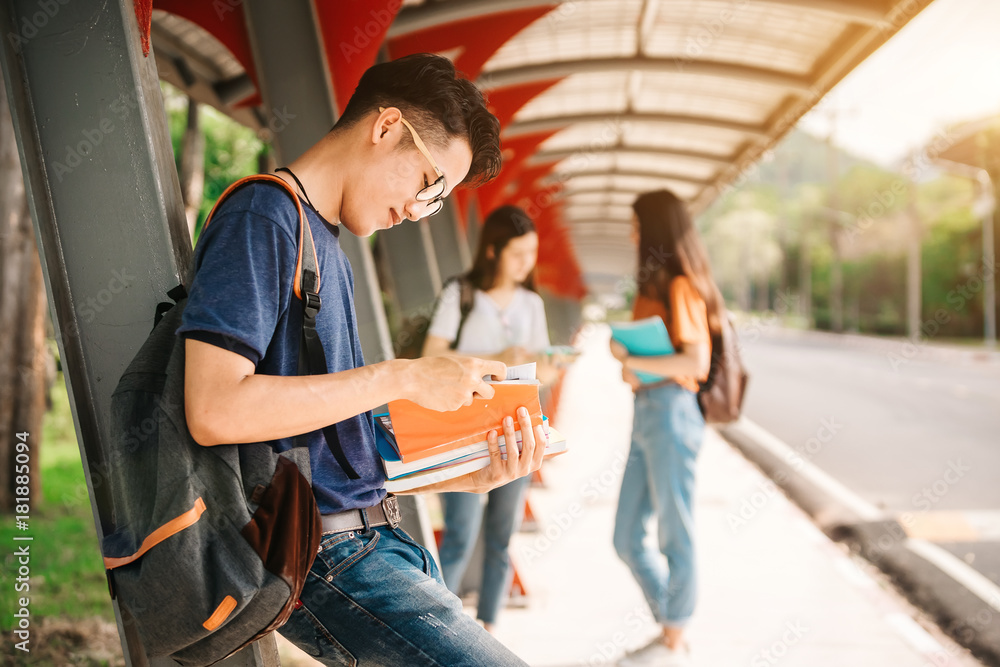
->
xmin=827 ymin=133 xmax=843 ymax=333
xmin=799 ymin=216 xmax=812 ymax=324
xmin=380 ymin=218 xmax=443 ymax=321
xmin=906 ymin=181 xmax=923 ymax=340
xmin=179 ymin=97 xmax=204 ymax=240
xmin=541 ymin=292 xmax=583 ymax=345
xmin=978 ymin=172 xmax=997 ymax=347
xmin=466 ymin=196 xmax=482 ymax=259
xmin=429 ymin=199 xmax=472 ymax=280
xmin=541 ymin=291 xmax=563 ymax=345
xmin=0 ymin=1 xmax=274 ymax=664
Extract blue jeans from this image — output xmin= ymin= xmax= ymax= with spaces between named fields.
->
xmin=613 ymin=383 xmax=704 ymax=626
xmin=438 ymin=476 xmax=530 ymax=625
xmin=277 ymin=525 xmax=527 ymax=666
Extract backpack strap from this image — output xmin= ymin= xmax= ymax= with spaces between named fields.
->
xmin=295 ymin=245 xmax=361 ymax=480
xmin=202 ymin=174 xmax=360 ymax=480
xmin=202 ymin=174 xmax=321 ymax=303
xmin=153 ymin=283 xmax=189 ymax=329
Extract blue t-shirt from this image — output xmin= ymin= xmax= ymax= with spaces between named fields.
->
xmin=176 ymin=181 xmax=385 ymax=514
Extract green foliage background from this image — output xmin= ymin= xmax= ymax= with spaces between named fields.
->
xmin=161 ymin=82 xmax=265 ymax=242
xmin=698 ymin=129 xmax=992 ymax=339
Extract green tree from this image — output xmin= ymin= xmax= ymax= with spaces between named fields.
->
xmin=921 ymin=205 xmax=983 ymax=337
xmin=161 ymin=82 xmax=264 ymax=242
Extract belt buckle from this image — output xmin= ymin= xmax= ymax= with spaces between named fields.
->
xmin=381 ymin=494 xmax=401 ymax=528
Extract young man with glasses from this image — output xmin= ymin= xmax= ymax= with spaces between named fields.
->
xmin=178 ymin=54 xmax=543 ymax=665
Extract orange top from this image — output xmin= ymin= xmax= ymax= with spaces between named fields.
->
xmin=632 ymin=276 xmax=711 ymax=393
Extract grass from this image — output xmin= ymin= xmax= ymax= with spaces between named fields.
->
xmin=1 ymin=373 xmax=116 ymax=632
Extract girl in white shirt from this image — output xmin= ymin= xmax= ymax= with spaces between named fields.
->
xmin=423 ymin=204 xmax=551 ymax=631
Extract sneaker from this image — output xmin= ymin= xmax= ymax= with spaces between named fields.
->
xmin=617 ymin=638 xmax=691 ymax=667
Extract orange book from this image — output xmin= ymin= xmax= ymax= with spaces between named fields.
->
xmin=387 ymin=382 xmax=544 ymax=462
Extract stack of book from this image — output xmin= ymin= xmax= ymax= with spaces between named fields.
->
xmin=375 ymin=364 xmax=568 ymax=492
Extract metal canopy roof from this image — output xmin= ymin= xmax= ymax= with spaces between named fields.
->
xmin=150 ymin=0 xmax=933 ymax=298
xmin=929 ymin=116 xmax=1000 ymax=174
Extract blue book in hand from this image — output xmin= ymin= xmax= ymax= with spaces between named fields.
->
xmin=610 ymin=316 xmax=674 ymax=384
xmin=610 ymin=316 xmax=675 ymax=356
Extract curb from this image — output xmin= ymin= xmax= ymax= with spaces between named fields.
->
xmin=718 ymin=418 xmax=1000 ymax=667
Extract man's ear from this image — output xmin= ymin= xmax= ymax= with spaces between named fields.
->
xmin=371 ymin=107 xmax=400 ymax=145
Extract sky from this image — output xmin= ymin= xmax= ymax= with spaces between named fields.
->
xmin=797 ymin=0 xmax=1000 ymax=167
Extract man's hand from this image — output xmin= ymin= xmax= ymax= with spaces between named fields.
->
xmin=610 ymin=339 xmax=629 ymax=363
xmin=465 ymin=406 xmax=547 ymax=492
xmin=402 ymin=355 xmax=507 ymax=412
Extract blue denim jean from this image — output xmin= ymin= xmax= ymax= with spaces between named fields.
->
xmin=438 ymin=475 xmax=530 ymax=625
xmin=277 ymin=525 xmax=527 ymax=666
xmin=613 ymin=383 xmax=704 ymax=626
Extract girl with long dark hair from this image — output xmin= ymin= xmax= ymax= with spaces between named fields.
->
xmin=611 ymin=189 xmax=725 ymax=666
xmin=423 ymin=204 xmax=553 ymax=632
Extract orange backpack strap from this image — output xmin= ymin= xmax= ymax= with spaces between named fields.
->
xmin=103 ymin=497 xmax=207 ymax=569
xmin=201 ymin=174 xmax=320 ymax=302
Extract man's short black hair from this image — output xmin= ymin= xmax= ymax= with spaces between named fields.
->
xmin=337 ymin=53 xmax=502 ymax=188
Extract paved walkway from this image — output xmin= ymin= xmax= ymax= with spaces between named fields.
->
xmin=276 ymin=324 xmax=984 ymax=666
xmin=490 ymin=325 xmax=983 ymax=667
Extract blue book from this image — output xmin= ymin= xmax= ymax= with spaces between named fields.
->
xmin=611 ymin=317 xmax=674 ymax=385
xmin=610 ymin=316 xmax=675 ymax=356
xmin=374 ymin=420 xmax=401 ymax=463
xmin=373 ymin=412 xmax=401 ymax=459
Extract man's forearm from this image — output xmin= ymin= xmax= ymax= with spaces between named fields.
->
xmin=393 ymin=471 xmax=488 ymax=495
xmin=189 ymin=358 xmax=414 ymax=446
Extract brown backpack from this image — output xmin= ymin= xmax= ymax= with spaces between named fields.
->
xmin=697 ymin=312 xmax=749 ymax=423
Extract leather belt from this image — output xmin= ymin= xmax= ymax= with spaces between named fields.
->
xmin=320 ymin=494 xmax=401 ymax=535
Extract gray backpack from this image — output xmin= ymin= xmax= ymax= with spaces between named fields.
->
xmin=102 ymin=175 xmax=354 ymax=665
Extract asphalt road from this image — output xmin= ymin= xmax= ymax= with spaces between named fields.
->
xmin=740 ymin=331 xmax=1000 ymax=584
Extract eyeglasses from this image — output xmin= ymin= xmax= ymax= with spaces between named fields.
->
xmin=380 ymin=106 xmax=446 ymax=218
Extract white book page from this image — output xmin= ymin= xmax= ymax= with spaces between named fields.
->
xmin=484 ymin=362 xmax=538 ymax=384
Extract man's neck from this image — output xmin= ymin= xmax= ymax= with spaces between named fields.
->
xmin=275 ymin=132 xmax=348 ymax=224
